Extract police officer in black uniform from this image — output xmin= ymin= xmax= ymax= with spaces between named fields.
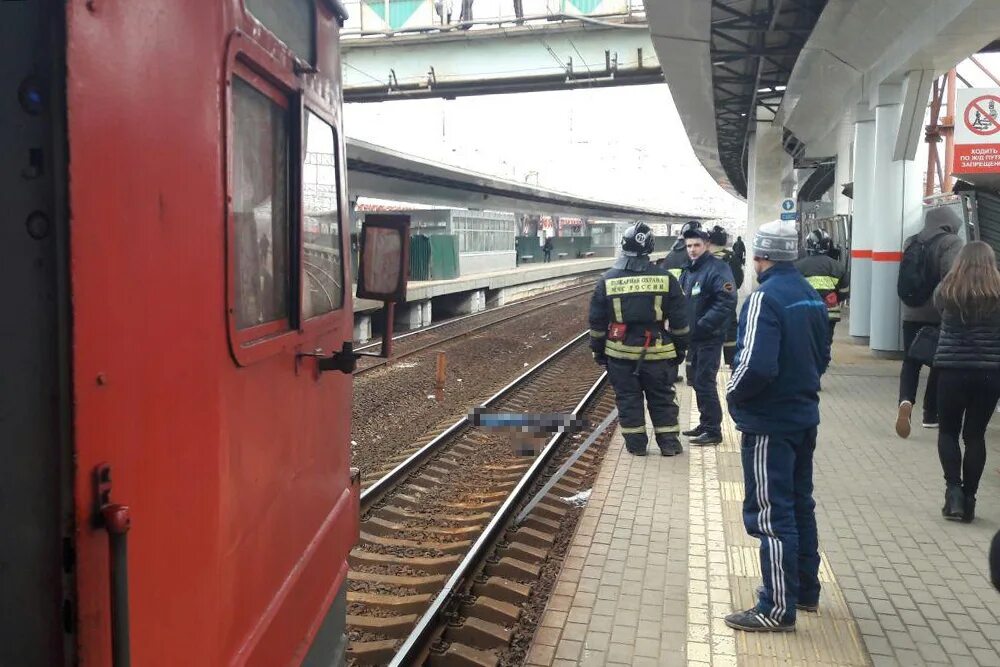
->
xmin=794 ymin=229 xmax=850 ymax=345
xmin=660 ymin=221 xmax=703 ymax=384
xmin=660 ymin=221 xmax=701 ymax=281
xmin=590 ymin=223 xmax=690 ymax=456
xmin=709 ymin=225 xmax=744 ymax=367
xmin=680 ymin=225 xmax=737 ymax=446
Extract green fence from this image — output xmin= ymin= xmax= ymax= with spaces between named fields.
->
xmin=409 ymin=234 xmax=460 ymax=281
xmin=429 ymin=234 xmax=459 ymax=279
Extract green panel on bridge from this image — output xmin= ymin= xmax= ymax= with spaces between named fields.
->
xmin=364 ymin=0 xmax=423 ymax=30
xmin=567 ymin=0 xmax=603 ymax=13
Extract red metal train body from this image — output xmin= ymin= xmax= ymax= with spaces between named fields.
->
xmin=2 ymin=1 xmax=399 ymax=665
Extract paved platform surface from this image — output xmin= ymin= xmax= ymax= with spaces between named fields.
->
xmin=526 ymin=333 xmax=1000 ymax=666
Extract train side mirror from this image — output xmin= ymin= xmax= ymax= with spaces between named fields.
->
xmin=357 ymin=214 xmax=410 ymax=359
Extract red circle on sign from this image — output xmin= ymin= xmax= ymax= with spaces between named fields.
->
xmin=965 ymin=95 xmax=1000 ymax=136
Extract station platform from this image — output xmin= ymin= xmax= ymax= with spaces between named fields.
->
xmin=353 ymin=253 xmax=664 ymax=313
xmin=526 ymin=334 xmax=1000 ymax=666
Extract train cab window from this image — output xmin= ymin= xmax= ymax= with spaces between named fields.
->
xmin=245 ymin=0 xmax=317 ymax=65
xmin=231 ymin=76 xmax=291 ymax=331
xmin=302 ymin=110 xmax=344 ymax=318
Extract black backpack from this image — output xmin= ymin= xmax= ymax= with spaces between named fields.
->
xmin=897 ymin=232 xmax=946 ymax=307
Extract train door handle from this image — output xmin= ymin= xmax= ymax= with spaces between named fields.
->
xmin=94 ymin=464 xmax=132 ymax=667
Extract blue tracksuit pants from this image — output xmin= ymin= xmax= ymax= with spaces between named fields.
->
xmin=740 ymin=428 xmax=820 ymax=625
xmin=690 ymin=342 xmax=723 ymax=435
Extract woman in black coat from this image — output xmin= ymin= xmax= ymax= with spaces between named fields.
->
xmin=933 ymin=241 xmax=1000 ymax=522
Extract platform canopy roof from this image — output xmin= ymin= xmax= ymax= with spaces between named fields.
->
xmin=648 ymin=0 xmax=827 ymax=198
xmin=345 ymin=138 xmax=710 ymax=222
xmin=650 ymin=0 xmax=1000 ymax=199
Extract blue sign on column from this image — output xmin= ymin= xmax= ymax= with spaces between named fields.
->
xmin=780 ymin=198 xmax=797 ymax=221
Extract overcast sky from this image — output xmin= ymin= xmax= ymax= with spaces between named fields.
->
xmin=344 ymin=83 xmax=749 ymax=222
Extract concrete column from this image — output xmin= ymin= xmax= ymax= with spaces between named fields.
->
xmin=745 ymin=121 xmax=793 ymax=291
xmin=849 ymin=110 xmax=876 ymax=341
xmin=870 ymin=86 xmax=923 ymax=355
xmin=835 ymin=129 xmax=853 ymax=217
xmin=354 ymin=314 xmax=372 ymax=344
xmin=435 ymin=289 xmax=486 ymax=318
xmin=395 ymin=299 xmax=432 ymax=331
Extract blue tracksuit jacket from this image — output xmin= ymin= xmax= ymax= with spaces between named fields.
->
xmin=726 ymin=263 xmax=831 ymax=434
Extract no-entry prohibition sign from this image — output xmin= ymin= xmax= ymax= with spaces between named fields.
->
xmin=965 ymin=94 xmax=1000 ymax=137
xmin=955 ymin=89 xmax=1000 ymax=175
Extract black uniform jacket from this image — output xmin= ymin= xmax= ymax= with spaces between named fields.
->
xmin=589 ymin=256 xmax=689 ymax=362
xmin=679 ymin=252 xmax=737 ymax=345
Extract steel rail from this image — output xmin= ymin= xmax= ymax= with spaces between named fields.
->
xmin=354 ymin=281 xmax=594 ymax=353
xmin=387 ymin=351 xmax=609 ymax=666
xmin=353 ymin=283 xmax=595 ymax=375
xmin=359 ymin=330 xmax=591 ymax=510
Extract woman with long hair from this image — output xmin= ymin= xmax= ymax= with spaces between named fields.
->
xmin=934 ymin=241 xmax=1000 ymax=522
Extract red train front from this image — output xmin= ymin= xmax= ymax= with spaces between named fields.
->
xmin=1 ymin=1 xmax=387 ymax=664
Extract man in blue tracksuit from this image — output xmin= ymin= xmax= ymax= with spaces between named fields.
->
xmin=724 ymin=220 xmax=831 ymax=633
xmin=679 ymin=226 xmax=737 ymax=446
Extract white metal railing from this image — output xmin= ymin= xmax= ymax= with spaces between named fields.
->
xmin=340 ymin=0 xmax=645 ymax=37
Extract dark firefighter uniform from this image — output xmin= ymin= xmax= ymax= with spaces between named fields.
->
xmin=679 ymin=229 xmax=737 ymax=445
xmin=590 ymin=223 xmax=689 ymax=456
xmin=710 ymin=226 xmax=745 ymax=368
xmin=794 ymin=230 xmax=849 ymax=344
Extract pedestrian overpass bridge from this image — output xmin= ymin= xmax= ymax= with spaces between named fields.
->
xmin=338 ymin=0 xmax=659 ymax=101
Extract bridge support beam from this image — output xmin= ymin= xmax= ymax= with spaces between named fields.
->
xmin=341 ymin=22 xmax=660 ymax=103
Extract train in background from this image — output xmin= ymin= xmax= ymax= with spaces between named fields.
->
xmin=3 ymin=1 xmax=406 ymax=665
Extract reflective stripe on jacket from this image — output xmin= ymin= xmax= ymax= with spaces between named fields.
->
xmin=589 ymin=256 xmax=689 ymax=361
xmin=794 ymin=254 xmax=849 ymax=321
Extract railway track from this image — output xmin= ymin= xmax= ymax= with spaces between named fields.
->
xmin=347 ymin=333 xmax=619 ymax=666
xmin=354 ymin=281 xmax=597 ymax=375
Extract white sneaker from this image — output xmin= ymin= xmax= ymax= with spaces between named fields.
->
xmin=896 ymin=401 xmax=913 ymax=439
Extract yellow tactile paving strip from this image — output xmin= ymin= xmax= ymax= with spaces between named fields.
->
xmin=686 ymin=401 xmax=738 ymax=667
xmin=714 ymin=371 xmax=871 ymax=666
xmin=524 ymin=374 xmax=872 ymax=666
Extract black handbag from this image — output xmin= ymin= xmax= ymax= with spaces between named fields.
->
xmin=908 ymin=325 xmax=939 ymax=366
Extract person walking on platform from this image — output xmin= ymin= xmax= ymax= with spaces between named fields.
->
xmin=733 ymin=235 xmax=746 ymax=270
xmin=724 ymin=220 xmax=831 ymax=633
xmin=590 ymin=222 xmax=689 ymax=457
xmin=542 ymin=236 xmax=553 ymax=263
xmin=933 ymin=241 xmax=1000 ymax=523
xmin=709 ymin=225 xmax=743 ymax=368
xmin=895 ymin=207 xmax=964 ymax=437
xmin=795 ymin=229 xmax=849 ymax=345
xmin=679 ymin=225 xmax=737 ymax=446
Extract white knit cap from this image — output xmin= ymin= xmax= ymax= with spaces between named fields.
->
xmin=752 ymin=220 xmax=799 ymax=261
